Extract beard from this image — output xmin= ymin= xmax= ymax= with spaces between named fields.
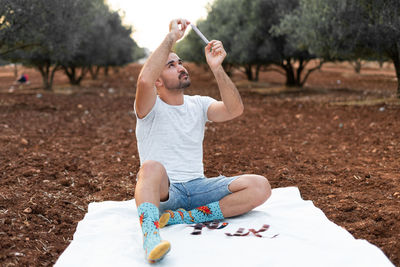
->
xmin=163 ymin=72 xmax=191 ymax=90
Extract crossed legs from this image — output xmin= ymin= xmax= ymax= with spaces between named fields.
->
xmin=134 ymin=160 xmax=272 ymax=219
xmin=221 ymin=172 xmax=271 ymax=217
xmin=134 ymin=160 xmax=271 ymax=262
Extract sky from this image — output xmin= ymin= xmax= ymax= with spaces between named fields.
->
xmin=106 ymin=0 xmax=214 ymax=51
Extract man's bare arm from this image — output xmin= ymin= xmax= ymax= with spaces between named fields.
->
xmin=206 ymin=40 xmax=244 ymax=122
xmin=135 ymin=19 xmax=190 ymax=119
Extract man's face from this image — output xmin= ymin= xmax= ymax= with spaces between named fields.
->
xmin=159 ymin=53 xmax=191 ymax=90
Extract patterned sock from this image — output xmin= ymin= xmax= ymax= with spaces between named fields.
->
xmin=159 ymin=201 xmax=224 ymax=228
xmin=137 ymin=202 xmax=170 ymax=263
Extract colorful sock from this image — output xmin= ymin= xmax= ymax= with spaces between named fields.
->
xmin=137 ymin=202 xmax=170 ymax=263
xmin=159 ymin=201 xmax=224 ymax=228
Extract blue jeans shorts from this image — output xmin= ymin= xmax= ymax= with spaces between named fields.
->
xmin=159 ymin=175 xmax=241 ymax=213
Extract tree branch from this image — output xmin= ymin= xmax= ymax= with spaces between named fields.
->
xmin=0 ymin=43 xmax=40 ymax=56
xmin=300 ymin=60 xmax=324 ymax=86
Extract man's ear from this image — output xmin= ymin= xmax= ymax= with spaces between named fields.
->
xmin=155 ymin=77 xmax=163 ymax=88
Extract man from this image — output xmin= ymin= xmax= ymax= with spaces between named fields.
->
xmin=134 ymin=18 xmax=271 ymax=263
xmin=16 ymin=73 xmax=28 ymax=84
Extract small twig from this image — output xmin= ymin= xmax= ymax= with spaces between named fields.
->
xmin=48 ymin=225 xmax=56 ymax=233
xmin=29 ymin=197 xmax=37 ymax=205
xmin=0 ymin=209 xmax=8 ymax=214
xmin=38 ymin=240 xmax=49 ymax=252
xmin=63 ymin=200 xmax=86 ymax=212
xmin=37 ymin=214 xmax=52 ymax=224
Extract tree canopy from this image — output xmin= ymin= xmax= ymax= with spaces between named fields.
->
xmin=175 ymin=0 xmax=400 ymax=95
xmin=2 ymin=0 xmax=400 ymax=96
xmin=275 ymin=0 xmax=400 ymax=95
xmin=176 ymin=0 xmax=319 ymax=86
xmin=0 ymin=0 xmax=144 ymax=90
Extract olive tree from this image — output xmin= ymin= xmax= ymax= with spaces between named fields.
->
xmin=177 ymin=0 xmax=320 ymax=86
xmin=1 ymin=0 xmax=91 ymax=90
xmin=276 ymin=0 xmax=400 ymax=96
xmin=62 ymin=3 xmax=144 ymax=85
xmin=1 ymin=0 xmax=144 ymax=89
xmin=0 ymin=0 xmax=39 ymax=56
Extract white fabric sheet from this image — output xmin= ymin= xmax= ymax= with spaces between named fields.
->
xmin=55 ymin=187 xmax=394 ymax=267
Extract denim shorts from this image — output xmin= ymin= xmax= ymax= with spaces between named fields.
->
xmin=159 ymin=175 xmax=241 ymax=213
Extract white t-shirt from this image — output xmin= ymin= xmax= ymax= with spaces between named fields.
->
xmin=135 ymin=95 xmax=217 ymax=183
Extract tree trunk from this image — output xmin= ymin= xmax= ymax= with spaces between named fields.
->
xmin=14 ymin=64 xmax=18 ymax=78
xmin=63 ymin=66 xmax=88 ymax=85
xmin=41 ymin=70 xmax=51 ymax=90
xmin=300 ymin=60 xmax=324 ymax=87
xmin=283 ymin=60 xmax=297 ymax=87
xmin=393 ymin=57 xmax=400 ymax=98
xmin=104 ymin=66 xmax=109 ymax=77
xmin=37 ymin=63 xmax=52 ymax=91
xmin=296 ymin=58 xmax=305 ymax=85
xmin=89 ymin=66 xmax=101 ymax=80
xmin=76 ymin=67 xmax=88 ymax=85
xmin=350 ymin=59 xmax=362 ymax=73
xmin=254 ymin=64 xmax=261 ymax=81
xmin=398 ymin=79 xmax=400 ymax=98
xmin=391 ymin=43 xmax=400 ymax=98
xmin=280 ymin=58 xmax=321 ymax=87
xmin=64 ymin=66 xmax=77 ymax=85
xmin=245 ymin=64 xmax=254 ymax=81
xmin=49 ymin=65 xmax=59 ymax=90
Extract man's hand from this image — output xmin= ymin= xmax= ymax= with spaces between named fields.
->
xmin=205 ymin=40 xmax=243 ymax=123
xmin=169 ymin=19 xmax=190 ymax=42
xmin=135 ymin=18 xmax=189 ymax=119
xmin=205 ymin=40 xmax=227 ymax=71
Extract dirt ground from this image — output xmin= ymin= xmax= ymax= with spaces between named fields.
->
xmin=0 ymin=61 xmax=399 ymax=266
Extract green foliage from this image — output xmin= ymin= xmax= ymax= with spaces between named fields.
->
xmin=176 ymin=0 xmax=316 ymax=85
xmin=61 ymin=2 xmax=143 ymax=85
xmin=0 ymin=0 xmax=38 ymax=55
xmin=0 ymin=0 xmax=144 ymax=89
xmin=174 ymin=21 xmax=207 ymax=64
xmin=276 ymin=0 xmax=400 ymax=95
xmin=275 ymin=0 xmax=363 ymax=60
xmin=0 ymin=57 xmax=9 ymax=66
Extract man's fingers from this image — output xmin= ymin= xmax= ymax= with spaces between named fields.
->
xmin=212 ymin=44 xmax=223 ymax=51
xmin=169 ymin=19 xmax=190 ymax=41
xmin=177 ymin=18 xmax=184 ymax=30
xmin=213 ymin=47 xmax=223 ymax=54
xmin=209 ymin=40 xmax=222 ymax=45
xmin=206 ymin=40 xmax=225 ymax=56
xmin=183 ymin=19 xmax=190 ymax=28
xmin=208 ymin=40 xmax=224 ymax=50
xmin=177 ymin=19 xmax=190 ymax=31
xmin=170 ymin=18 xmax=190 ymax=32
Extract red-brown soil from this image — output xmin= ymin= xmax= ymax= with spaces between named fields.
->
xmin=0 ymin=61 xmax=399 ymax=266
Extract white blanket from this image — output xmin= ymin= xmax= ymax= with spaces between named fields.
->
xmin=55 ymin=187 xmax=394 ymax=267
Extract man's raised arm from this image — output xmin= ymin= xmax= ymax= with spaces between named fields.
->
xmin=205 ymin=40 xmax=244 ymax=123
xmin=135 ymin=19 xmax=190 ymax=119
